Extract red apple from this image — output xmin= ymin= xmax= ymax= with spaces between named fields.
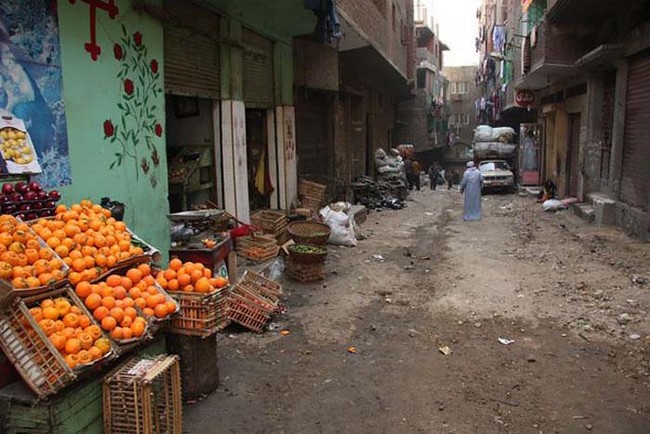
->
xmin=14 ymin=182 xmax=28 ymax=194
xmin=28 ymin=181 xmax=41 ymax=192
xmin=48 ymin=190 xmax=61 ymax=200
xmin=2 ymin=184 xmax=14 ymax=195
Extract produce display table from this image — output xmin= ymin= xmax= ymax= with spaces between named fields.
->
xmin=169 ymin=236 xmax=235 ymax=282
xmin=0 ymin=335 xmax=167 ymax=434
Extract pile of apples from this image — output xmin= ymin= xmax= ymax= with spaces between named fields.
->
xmin=0 ymin=181 xmax=61 ymax=220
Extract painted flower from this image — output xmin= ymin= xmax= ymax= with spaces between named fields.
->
xmin=151 ymin=149 xmax=160 ymax=167
xmin=103 ymin=120 xmax=115 ymax=137
xmin=124 ymin=79 xmax=134 ymax=95
xmin=140 ymin=158 xmax=150 ymax=174
xmin=150 ymin=59 xmax=159 ymax=74
xmin=133 ymin=31 xmax=143 ymax=46
xmin=154 ymin=123 xmax=163 ymax=137
xmin=113 ymin=43 xmax=123 ymax=60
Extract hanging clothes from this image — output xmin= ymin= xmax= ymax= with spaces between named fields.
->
xmin=492 ymin=25 xmax=506 ymax=54
xmin=306 ymin=0 xmax=342 ymax=44
xmin=254 ymin=146 xmax=274 ymax=197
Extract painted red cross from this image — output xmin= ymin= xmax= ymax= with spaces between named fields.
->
xmin=69 ymin=0 xmax=119 ymax=61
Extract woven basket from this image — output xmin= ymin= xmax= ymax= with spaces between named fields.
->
xmin=287 ymin=221 xmax=331 ymax=245
xmin=285 ymin=259 xmax=325 ymax=283
xmin=287 ymin=244 xmax=328 ymax=264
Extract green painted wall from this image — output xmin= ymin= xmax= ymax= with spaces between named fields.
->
xmin=57 ymin=0 xmax=170 ymax=260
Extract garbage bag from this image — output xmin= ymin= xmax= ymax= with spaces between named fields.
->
xmin=319 ymin=206 xmax=358 ymax=247
xmin=542 ymin=199 xmax=566 ymax=212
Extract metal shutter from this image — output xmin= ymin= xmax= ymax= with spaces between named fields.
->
xmin=620 ymin=53 xmax=650 ymax=210
xmin=243 ymin=29 xmax=274 ymax=108
xmin=163 ymin=0 xmax=220 ymax=99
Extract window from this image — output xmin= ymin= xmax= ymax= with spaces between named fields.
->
xmin=450 ymin=114 xmax=470 ymax=125
xmin=457 ymin=82 xmax=469 ymax=94
xmin=450 ymin=82 xmax=457 ymax=94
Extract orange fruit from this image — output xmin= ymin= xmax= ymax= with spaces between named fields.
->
xmin=62 ymin=313 xmax=80 ymax=328
xmin=153 ymin=304 xmax=168 ymax=318
xmin=203 ymin=268 xmax=212 ymax=278
xmin=85 ymin=325 xmax=102 ymax=340
xmin=71 ymin=258 xmax=85 ymax=273
xmin=167 ymin=279 xmax=179 ymax=292
xmin=165 ymin=301 xmax=177 ymax=314
xmin=120 ymin=316 xmax=133 ymax=328
xmin=128 ymin=287 xmax=142 ymax=299
xmin=214 ymin=276 xmax=228 ymax=288
xmin=110 ymin=327 xmax=123 ymax=340
xmin=49 ymin=332 xmax=67 ymax=351
xmin=169 ymin=258 xmax=183 ymax=271
xmin=113 ymin=286 xmax=127 ymax=300
xmin=131 ymin=321 xmax=145 ymax=337
xmin=29 ymin=307 xmax=43 ymax=322
xmin=53 ymin=320 xmax=65 ymax=333
xmin=93 ymin=306 xmax=109 ymax=321
xmin=120 ymin=276 xmax=133 ymax=290
xmin=83 ymin=256 xmax=95 ymax=269
xmin=95 ymin=337 xmax=111 ymax=355
xmin=99 ymin=285 xmax=114 ymax=298
xmin=137 ymin=263 xmax=151 ymax=276
xmin=142 ymin=275 xmax=155 ymax=286
xmin=142 ymin=307 xmax=154 ymax=317
xmin=62 ymin=327 xmax=76 ymax=340
xmin=121 ymin=327 xmax=133 ymax=340
xmin=46 ymin=237 xmax=61 ymax=249
xmin=106 ymin=275 xmax=122 ymax=288
xmin=190 ymin=269 xmax=203 ymax=283
xmin=163 ymin=269 xmax=176 ymax=281
xmin=85 ymin=293 xmax=102 ymax=310
xmin=88 ymin=346 xmax=103 ymax=361
xmin=125 ymin=268 xmax=143 ymax=284
xmin=65 ymin=338 xmax=81 ymax=354
xmin=145 ymin=295 xmax=159 ymax=309
xmin=109 ymin=307 xmax=124 ymax=323
xmin=42 ymin=306 xmax=59 ymax=321
xmin=64 ymin=354 xmax=78 ymax=369
xmin=101 ymin=296 xmax=115 ymax=309
xmin=41 ymin=299 xmax=55 ymax=308
xmin=78 ymin=332 xmax=94 ymax=350
xmin=76 ymin=281 xmax=92 ymax=299
xmin=77 ymin=350 xmax=92 ymax=365
xmin=122 ymin=298 xmax=134 ymax=308
xmin=78 ymin=314 xmax=91 ymax=328
xmin=177 ymin=274 xmax=191 ymax=287
xmin=195 ymin=277 xmax=212 ymax=294
xmin=68 ymin=271 xmax=82 ymax=286
xmin=124 ymin=307 xmax=137 ymax=320
xmin=183 ymin=284 xmax=194 ymax=293
xmin=101 ymin=316 xmax=117 ymax=331
xmin=134 ymin=297 xmax=147 ymax=309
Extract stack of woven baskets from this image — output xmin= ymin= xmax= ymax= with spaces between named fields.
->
xmin=285 ymin=221 xmax=330 ymax=283
xmin=298 ymin=180 xmax=327 ymax=212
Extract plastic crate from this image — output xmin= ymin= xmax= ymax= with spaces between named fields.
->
xmin=103 ymin=355 xmax=182 ymax=434
xmin=167 ymin=287 xmax=230 ymax=336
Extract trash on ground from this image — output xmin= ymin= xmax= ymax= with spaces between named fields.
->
xmin=498 ymin=337 xmax=515 ymax=345
xmin=279 ymin=330 xmax=291 ymax=336
xmin=438 ymin=346 xmax=452 ymax=356
xmin=629 ymin=333 xmax=641 ymax=340
xmin=347 ymin=346 xmax=357 ymax=354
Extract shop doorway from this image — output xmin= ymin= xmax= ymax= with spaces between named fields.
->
xmin=245 ymin=109 xmax=271 ymax=211
xmin=165 ymin=95 xmax=218 ymax=213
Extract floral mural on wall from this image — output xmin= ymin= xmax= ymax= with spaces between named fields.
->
xmin=103 ymin=25 xmax=163 ymax=189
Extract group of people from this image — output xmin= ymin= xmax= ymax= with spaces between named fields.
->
xmin=403 ymin=157 xmax=485 ymax=222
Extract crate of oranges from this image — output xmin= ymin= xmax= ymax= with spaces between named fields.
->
xmin=156 ymin=259 xmax=230 ymax=337
xmin=28 ymin=199 xmax=159 ymax=287
xmin=75 ymin=263 xmax=178 ymax=344
xmin=0 ymin=286 xmax=117 ymax=398
xmin=0 ymin=214 xmax=69 ymax=295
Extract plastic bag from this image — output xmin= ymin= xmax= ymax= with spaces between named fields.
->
xmin=474 ymin=125 xmax=493 ymax=142
xmin=542 ymin=199 xmax=565 ymax=212
xmin=320 ymin=206 xmax=358 ymax=247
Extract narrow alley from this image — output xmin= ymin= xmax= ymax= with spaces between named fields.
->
xmin=186 ymin=191 xmax=650 ymax=433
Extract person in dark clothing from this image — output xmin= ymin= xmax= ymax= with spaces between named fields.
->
xmin=412 ymin=159 xmax=422 ymax=191
xmin=404 ymin=157 xmax=415 ymax=190
xmin=447 ymin=169 xmax=454 ymax=190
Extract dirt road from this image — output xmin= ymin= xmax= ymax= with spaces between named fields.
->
xmin=185 ymin=190 xmax=650 ymax=433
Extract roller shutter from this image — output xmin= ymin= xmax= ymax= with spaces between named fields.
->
xmin=620 ymin=52 xmax=650 ymax=210
xmin=243 ymin=29 xmax=274 ymax=108
xmin=163 ymin=0 xmax=220 ymax=98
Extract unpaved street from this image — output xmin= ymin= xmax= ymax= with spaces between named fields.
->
xmin=185 ymin=190 xmax=650 ymax=433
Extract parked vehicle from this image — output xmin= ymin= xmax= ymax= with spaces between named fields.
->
xmin=479 ymin=160 xmax=515 ymax=193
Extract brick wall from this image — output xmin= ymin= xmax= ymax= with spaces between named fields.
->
xmin=339 ymin=0 xmax=413 ymax=78
xmin=444 ymin=66 xmax=480 ymax=144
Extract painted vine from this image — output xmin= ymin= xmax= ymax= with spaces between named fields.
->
xmin=102 ymin=25 xmax=162 ymax=189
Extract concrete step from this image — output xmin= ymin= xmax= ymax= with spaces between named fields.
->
xmin=572 ymin=202 xmax=596 ymax=223
xmin=587 ymin=192 xmax=616 ymax=225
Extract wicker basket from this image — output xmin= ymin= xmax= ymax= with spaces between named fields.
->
xmin=287 ymin=221 xmax=331 ymax=245
xmin=167 ymin=287 xmax=230 ymax=336
xmin=298 ymin=180 xmax=327 ymax=199
xmin=103 ymin=355 xmax=182 ymax=434
xmin=285 ymin=259 xmax=325 ymax=283
xmin=287 ymin=244 xmax=328 ymax=264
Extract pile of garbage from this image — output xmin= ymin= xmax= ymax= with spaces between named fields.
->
xmin=350 ymin=148 xmax=408 ymax=209
xmin=473 ymin=125 xmax=516 ymax=159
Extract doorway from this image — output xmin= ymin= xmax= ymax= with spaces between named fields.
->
xmin=245 ymin=109 xmax=271 ymax=211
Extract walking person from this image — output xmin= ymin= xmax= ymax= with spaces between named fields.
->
xmin=428 ymin=163 xmax=440 ymax=191
xmin=412 ymin=159 xmax=422 ymax=191
xmin=404 ymin=157 xmax=415 ymax=190
xmin=459 ymin=161 xmax=483 ymax=221
xmin=447 ymin=169 xmax=454 ymax=190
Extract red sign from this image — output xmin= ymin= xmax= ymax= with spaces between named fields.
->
xmin=515 ymin=89 xmax=535 ymax=107
xmin=522 ymin=0 xmax=534 ymax=13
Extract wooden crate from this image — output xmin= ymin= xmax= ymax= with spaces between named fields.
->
xmin=250 ymin=210 xmax=288 ymax=238
xmin=236 ymin=234 xmax=279 ymax=262
xmin=298 ymin=180 xmax=327 ymax=199
xmin=227 ymin=291 xmax=274 ymax=333
xmin=237 ymin=270 xmax=282 ymax=308
xmin=103 ymin=355 xmax=182 ymax=434
xmin=167 ymin=287 xmax=230 ymax=336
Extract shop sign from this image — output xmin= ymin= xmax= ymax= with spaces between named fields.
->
xmin=522 ymin=0 xmax=534 ymax=13
xmin=515 ymin=89 xmax=535 ymax=107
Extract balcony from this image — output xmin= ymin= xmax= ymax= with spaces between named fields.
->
xmin=416 ymin=48 xmax=438 ymax=72
xmin=515 ymin=19 xmax=585 ymax=89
